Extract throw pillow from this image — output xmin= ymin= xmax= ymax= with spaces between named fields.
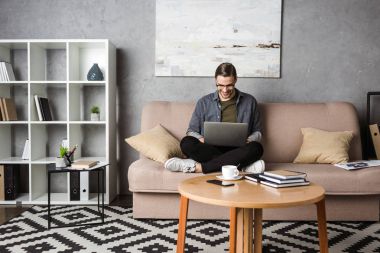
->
xmin=125 ymin=125 xmax=184 ymax=163
xmin=293 ymin=128 xmax=354 ymax=164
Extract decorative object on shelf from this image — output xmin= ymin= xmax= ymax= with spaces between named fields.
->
xmin=87 ymin=63 xmax=104 ymax=81
xmin=90 ymin=106 xmax=100 ymax=121
xmin=56 ymin=145 xmax=69 ymax=168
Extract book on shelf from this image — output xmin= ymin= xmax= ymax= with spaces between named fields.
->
xmin=0 ymin=62 xmax=16 ymax=81
xmin=71 ymin=160 xmax=99 ymax=169
xmin=34 ymin=95 xmax=43 ymax=121
xmin=0 ymin=98 xmax=5 ymax=120
xmin=369 ymin=124 xmax=380 ymax=159
xmin=2 ymin=98 xmax=17 ymax=121
xmin=21 ymin=139 xmax=30 ymax=160
xmin=0 ymin=63 xmax=6 ymax=81
xmin=334 ymin=160 xmax=380 ymax=170
xmin=39 ymin=97 xmax=53 ymax=121
xmin=245 ymin=173 xmax=310 ymax=188
xmin=263 ymin=170 xmax=307 ymax=180
xmin=34 ymin=95 xmax=53 ymax=121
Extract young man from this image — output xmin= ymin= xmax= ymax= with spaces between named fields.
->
xmin=165 ymin=62 xmax=264 ymax=173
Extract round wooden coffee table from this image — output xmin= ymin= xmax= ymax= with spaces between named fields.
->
xmin=176 ymin=175 xmax=328 ymax=253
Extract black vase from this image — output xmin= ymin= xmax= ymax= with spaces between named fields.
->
xmin=87 ymin=63 xmax=104 ymax=81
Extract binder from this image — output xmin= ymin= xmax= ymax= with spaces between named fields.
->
xmin=80 ymin=171 xmax=89 ymax=201
xmin=369 ymin=124 xmax=380 ymax=159
xmin=0 ymin=165 xmax=4 ymax=200
xmin=4 ymin=165 xmax=19 ymax=200
xmin=70 ymin=171 xmax=80 ymax=201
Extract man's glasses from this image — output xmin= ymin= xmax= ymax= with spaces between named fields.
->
xmin=216 ymin=83 xmax=235 ymax=90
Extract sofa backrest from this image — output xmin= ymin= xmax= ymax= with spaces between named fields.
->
xmin=141 ymin=101 xmax=362 ymax=163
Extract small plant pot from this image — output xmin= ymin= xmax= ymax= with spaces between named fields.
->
xmin=91 ymin=113 xmax=100 ymax=121
xmin=55 ymin=157 xmax=67 ymax=168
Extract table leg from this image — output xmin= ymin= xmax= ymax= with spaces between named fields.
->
xmin=102 ymin=167 xmax=105 ymax=223
xmin=230 ymin=207 xmax=237 ymax=253
xmin=48 ymin=172 xmax=51 ymax=229
xmin=316 ymin=198 xmax=329 ymax=253
xmin=254 ymin=209 xmax=263 ymax=253
xmin=244 ymin=209 xmax=253 ymax=253
xmin=97 ymin=169 xmax=100 ymax=213
xmin=236 ymin=208 xmax=253 ymax=253
xmin=176 ymin=195 xmax=189 ymax=253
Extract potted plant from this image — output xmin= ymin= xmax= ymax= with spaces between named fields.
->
xmin=91 ymin=106 xmax=100 ymax=121
xmin=56 ymin=145 xmax=68 ymax=167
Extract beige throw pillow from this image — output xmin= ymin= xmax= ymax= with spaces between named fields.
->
xmin=125 ymin=125 xmax=184 ymax=163
xmin=293 ymin=128 xmax=354 ymax=164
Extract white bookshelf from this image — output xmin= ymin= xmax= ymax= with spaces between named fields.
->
xmin=0 ymin=39 xmax=117 ymax=205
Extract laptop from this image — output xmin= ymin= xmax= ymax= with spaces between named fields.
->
xmin=204 ymin=122 xmax=248 ymax=147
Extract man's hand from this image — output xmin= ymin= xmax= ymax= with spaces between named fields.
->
xmin=199 ymin=137 xmax=205 ymax=143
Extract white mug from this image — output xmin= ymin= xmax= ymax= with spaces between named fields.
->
xmin=222 ymin=165 xmax=239 ymax=179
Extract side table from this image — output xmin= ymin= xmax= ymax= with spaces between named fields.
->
xmin=47 ymin=162 xmax=108 ymax=229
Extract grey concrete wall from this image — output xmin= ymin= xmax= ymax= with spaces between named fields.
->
xmin=1 ymin=0 xmax=380 ymax=194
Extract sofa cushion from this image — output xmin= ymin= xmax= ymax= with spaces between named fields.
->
xmin=128 ymin=158 xmax=206 ymax=193
xmin=293 ymin=128 xmax=354 ymax=164
xmin=125 ymin=125 xmax=184 ymax=164
xmin=128 ymin=159 xmax=380 ymax=195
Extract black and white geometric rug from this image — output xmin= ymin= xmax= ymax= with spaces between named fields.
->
xmin=0 ymin=206 xmax=379 ymax=253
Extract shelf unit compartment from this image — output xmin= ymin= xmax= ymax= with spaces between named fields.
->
xmin=0 ymin=42 xmax=28 ymax=81
xmin=30 ymin=83 xmax=67 ymax=121
xmin=0 ymin=83 xmax=28 ymax=121
xmin=69 ymin=124 xmax=106 ymax=159
xmin=0 ymin=124 xmax=28 ymax=161
xmin=30 ymin=124 xmax=67 ymax=162
xmin=0 ymin=164 xmax=29 ymax=204
xmin=31 ymin=164 xmax=69 ymax=202
xmin=68 ymin=42 xmax=107 ymax=81
xmin=30 ymin=42 xmax=67 ymax=81
xmin=69 ymin=83 xmax=105 ymax=121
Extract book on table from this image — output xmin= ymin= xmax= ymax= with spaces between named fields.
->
xmin=258 ymin=174 xmax=306 ymax=184
xmin=245 ymin=173 xmax=310 ymax=188
xmin=71 ymin=160 xmax=99 ymax=169
xmin=263 ymin=170 xmax=307 ymax=180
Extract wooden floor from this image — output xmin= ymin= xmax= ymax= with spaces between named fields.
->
xmin=0 ymin=194 xmax=132 ymax=225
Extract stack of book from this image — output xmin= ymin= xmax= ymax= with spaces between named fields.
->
xmin=0 ymin=97 xmax=17 ymax=121
xmin=245 ymin=170 xmax=310 ymax=188
xmin=0 ymin=62 xmax=16 ymax=81
xmin=34 ymin=95 xmax=53 ymax=121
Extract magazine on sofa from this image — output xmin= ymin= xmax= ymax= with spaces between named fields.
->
xmin=334 ymin=160 xmax=380 ymax=170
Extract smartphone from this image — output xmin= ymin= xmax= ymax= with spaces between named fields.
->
xmin=206 ymin=179 xmax=234 ymax=187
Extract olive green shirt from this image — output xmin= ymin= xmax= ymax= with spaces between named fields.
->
xmin=220 ymin=95 xmax=237 ymax=122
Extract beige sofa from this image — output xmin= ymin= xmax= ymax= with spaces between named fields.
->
xmin=128 ymin=101 xmax=380 ymax=221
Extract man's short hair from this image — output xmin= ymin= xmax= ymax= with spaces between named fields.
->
xmin=215 ymin=62 xmax=237 ymax=80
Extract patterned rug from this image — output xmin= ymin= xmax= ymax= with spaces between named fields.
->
xmin=0 ymin=205 xmax=379 ymax=253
